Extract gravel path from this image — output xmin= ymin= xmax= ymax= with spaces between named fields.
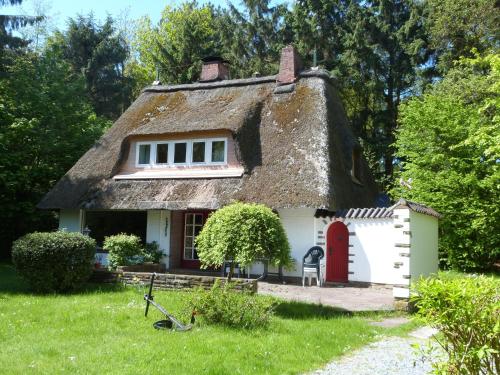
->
xmin=309 ymin=327 xmax=443 ymax=375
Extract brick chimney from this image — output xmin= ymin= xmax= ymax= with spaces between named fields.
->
xmin=200 ymin=56 xmax=230 ymax=82
xmin=277 ymin=45 xmax=303 ymax=84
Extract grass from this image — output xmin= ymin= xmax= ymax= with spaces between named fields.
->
xmin=0 ymin=263 xmax=415 ymax=374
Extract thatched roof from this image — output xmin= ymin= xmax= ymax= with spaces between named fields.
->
xmin=38 ymin=71 xmax=378 ymax=211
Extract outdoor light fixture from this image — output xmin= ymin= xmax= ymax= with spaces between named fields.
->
xmin=82 ymin=226 xmax=91 ymax=236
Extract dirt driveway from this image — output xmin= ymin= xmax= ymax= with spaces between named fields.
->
xmin=257 ymin=282 xmax=394 ymax=311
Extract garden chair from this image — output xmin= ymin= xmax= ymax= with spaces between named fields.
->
xmin=302 ymin=246 xmax=324 ymax=287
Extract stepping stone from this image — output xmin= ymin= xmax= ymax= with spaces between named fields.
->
xmin=369 ymin=316 xmax=410 ymax=328
xmin=409 ymin=326 xmax=438 ymax=339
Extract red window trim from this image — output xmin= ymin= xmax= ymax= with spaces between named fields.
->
xmin=181 ymin=210 xmax=211 ymax=269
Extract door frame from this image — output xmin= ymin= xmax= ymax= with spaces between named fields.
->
xmin=325 ymin=220 xmax=349 ymax=282
xmin=181 ymin=210 xmax=211 ymax=269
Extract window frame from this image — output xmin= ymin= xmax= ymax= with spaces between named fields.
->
xmin=208 ymin=138 xmax=228 ymax=164
xmin=136 ymin=142 xmax=153 ymax=167
xmin=155 ymin=142 xmax=170 ymax=166
xmin=134 ymin=138 xmax=228 ymax=168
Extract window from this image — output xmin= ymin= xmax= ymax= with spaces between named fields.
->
xmin=156 ymin=143 xmax=169 ymax=164
xmin=135 ymin=138 xmax=227 ymax=167
xmin=138 ymin=144 xmax=151 ymax=165
xmin=174 ymin=142 xmax=187 ymax=164
xmin=211 ymin=140 xmax=225 ymax=163
xmin=192 ymin=141 xmax=206 ymax=163
xmin=184 ymin=213 xmax=205 ymax=260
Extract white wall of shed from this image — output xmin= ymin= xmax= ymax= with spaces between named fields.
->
xmin=146 ymin=210 xmax=171 ymax=265
xmin=410 ymin=211 xmax=439 ymax=280
xmin=58 ymin=209 xmax=83 ymax=233
xmin=345 ymin=218 xmax=396 ymax=284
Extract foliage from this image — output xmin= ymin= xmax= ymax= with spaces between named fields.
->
xmin=0 ymin=49 xmax=109 ymax=259
xmin=0 ymin=0 xmax=42 ymax=51
xmin=412 ymin=274 xmax=500 ymax=374
xmin=425 ymin=0 xmax=500 ymax=73
xmin=186 ymin=280 xmax=276 ymax=329
xmin=142 ymin=241 xmax=163 ymax=263
xmin=103 ymin=233 xmax=144 ymax=269
xmin=130 ymin=2 xmax=220 ymax=90
xmin=393 ymin=52 xmax=500 ymax=271
xmin=49 ymin=14 xmax=131 ymax=120
xmin=196 ymin=202 xmax=292 ymax=280
xmin=220 ymin=0 xmax=288 ymax=78
xmin=11 ymin=231 xmax=95 ymax=292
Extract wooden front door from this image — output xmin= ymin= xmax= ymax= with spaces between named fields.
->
xmin=326 ymin=221 xmax=349 ymax=282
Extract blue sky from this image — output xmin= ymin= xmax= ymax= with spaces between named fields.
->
xmin=2 ymin=0 xmax=239 ymax=29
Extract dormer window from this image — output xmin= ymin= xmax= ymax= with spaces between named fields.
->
xmin=174 ymin=142 xmax=187 ymax=164
xmin=156 ymin=143 xmax=169 ymax=164
xmin=135 ymin=138 xmax=227 ymax=168
xmin=211 ymin=140 xmax=225 ymax=162
xmin=138 ymin=144 xmax=151 ymax=165
xmin=192 ymin=141 xmax=206 ymax=163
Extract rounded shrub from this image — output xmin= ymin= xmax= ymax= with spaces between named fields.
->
xmin=196 ymin=202 xmax=292 ymax=280
xmin=12 ymin=231 xmax=96 ymax=293
xmin=103 ymin=233 xmax=143 ymax=269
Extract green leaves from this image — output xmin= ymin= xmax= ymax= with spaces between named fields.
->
xmin=0 ymin=50 xmax=109 ymax=258
xmin=11 ymin=231 xmax=96 ymax=293
xmin=393 ymin=52 xmax=500 ymax=271
xmin=103 ymin=234 xmax=143 ymax=269
xmin=412 ymin=274 xmax=500 ymax=374
xmin=196 ymin=202 xmax=292 ymax=279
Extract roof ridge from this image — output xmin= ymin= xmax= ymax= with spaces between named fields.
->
xmin=141 ymin=69 xmax=335 ymax=94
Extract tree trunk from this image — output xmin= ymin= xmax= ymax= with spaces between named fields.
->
xmin=227 ymin=261 xmax=234 ymax=282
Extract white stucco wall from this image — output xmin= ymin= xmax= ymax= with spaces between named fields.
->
xmin=146 ymin=210 xmax=171 ymax=265
xmin=261 ymin=208 xmax=316 ymax=277
xmin=410 ymin=211 xmax=439 ymax=280
xmin=58 ymin=209 xmax=83 ymax=232
xmin=346 ymin=218 xmax=396 ymax=284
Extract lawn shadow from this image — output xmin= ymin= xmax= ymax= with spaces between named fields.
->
xmin=0 ymin=263 xmax=125 ymax=296
xmin=274 ymin=300 xmax=352 ymax=320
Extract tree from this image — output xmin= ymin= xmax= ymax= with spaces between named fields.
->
xmin=424 ymin=0 xmax=499 ymax=73
xmin=196 ymin=202 xmax=292 ymax=281
xmin=0 ymin=0 xmax=41 ymax=51
xmin=0 ymin=47 xmax=109 ymax=258
xmin=50 ymin=14 xmax=131 ymax=120
xmin=392 ymin=52 xmax=500 ymax=271
xmin=220 ymin=0 xmax=288 ymax=78
xmin=130 ymin=2 xmax=220 ymax=90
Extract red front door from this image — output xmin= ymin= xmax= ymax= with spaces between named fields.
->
xmin=326 ymin=221 xmax=349 ymax=282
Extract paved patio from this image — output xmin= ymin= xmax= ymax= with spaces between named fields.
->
xmin=257 ymin=282 xmax=395 ymax=311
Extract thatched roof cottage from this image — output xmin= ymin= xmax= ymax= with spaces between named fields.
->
xmin=39 ymin=46 xmax=439 ymax=290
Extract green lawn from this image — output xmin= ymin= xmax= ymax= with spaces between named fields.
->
xmin=0 ymin=264 xmax=413 ymax=374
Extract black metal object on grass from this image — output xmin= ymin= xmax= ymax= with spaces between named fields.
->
xmin=144 ymin=273 xmax=195 ymax=331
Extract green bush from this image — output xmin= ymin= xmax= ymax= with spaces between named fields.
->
xmin=196 ymin=202 xmax=292 ymax=280
xmin=186 ymin=280 xmax=276 ymax=329
xmin=412 ymin=274 xmax=499 ymax=374
xmin=103 ymin=233 xmax=143 ymax=269
xmin=143 ymin=241 xmax=163 ymax=263
xmin=12 ymin=231 xmax=96 ymax=293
